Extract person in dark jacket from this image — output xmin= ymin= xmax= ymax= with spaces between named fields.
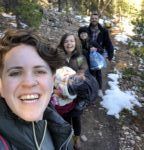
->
xmin=0 ymin=29 xmax=73 ymax=150
xmin=78 ymin=26 xmax=91 ymax=67
xmin=81 ymin=11 xmax=114 ymax=97
xmin=56 ymin=33 xmax=99 ymax=150
xmin=56 ymin=33 xmax=88 ymax=150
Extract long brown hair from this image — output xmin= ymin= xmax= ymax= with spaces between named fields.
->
xmin=58 ymin=33 xmax=82 ymax=56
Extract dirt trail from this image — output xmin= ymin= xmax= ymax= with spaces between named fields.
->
xmin=81 ymin=33 xmax=124 ymax=150
xmin=81 ymin=60 xmax=120 ymax=150
xmin=81 ymin=101 xmax=120 ymax=150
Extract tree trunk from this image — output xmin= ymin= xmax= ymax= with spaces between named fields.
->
xmin=2 ymin=0 xmax=11 ymax=13
xmin=16 ymin=14 xmax=22 ymax=29
xmin=58 ymin=0 xmax=62 ymax=12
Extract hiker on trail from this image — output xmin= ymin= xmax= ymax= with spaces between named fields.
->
xmin=51 ymin=33 xmax=98 ymax=150
xmin=0 ymin=29 xmax=73 ymax=150
xmin=78 ymin=26 xmax=90 ymax=66
xmin=78 ymin=11 xmax=114 ymax=97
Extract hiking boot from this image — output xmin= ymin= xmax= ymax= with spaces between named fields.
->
xmin=74 ymin=136 xmax=81 ymax=150
xmin=98 ymin=90 xmax=104 ymax=97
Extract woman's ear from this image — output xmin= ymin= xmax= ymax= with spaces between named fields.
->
xmin=0 ymin=79 xmax=2 ymax=96
xmin=52 ymin=73 xmax=56 ymax=81
xmin=0 ymin=79 xmax=4 ymax=97
xmin=0 ymin=79 xmax=6 ymax=99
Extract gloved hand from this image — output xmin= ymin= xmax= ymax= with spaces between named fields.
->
xmin=67 ymin=73 xmax=85 ymax=95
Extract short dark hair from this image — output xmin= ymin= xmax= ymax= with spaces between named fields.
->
xmin=91 ymin=11 xmax=99 ymax=16
xmin=0 ymin=29 xmax=65 ymax=75
xmin=78 ymin=26 xmax=88 ymax=38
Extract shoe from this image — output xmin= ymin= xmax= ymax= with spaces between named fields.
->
xmin=98 ymin=90 xmax=103 ymax=97
xmin=74 ymin=136 xmax=81 ymax=150
xmin=80 ymin=135 xmax=87 ymax=142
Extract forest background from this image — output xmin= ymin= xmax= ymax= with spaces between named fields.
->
xmin=0 ymin=0 xmax=143 ymax=56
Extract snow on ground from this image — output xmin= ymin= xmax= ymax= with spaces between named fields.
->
xmin=114 ymin=33 xmax=143 ymax=47
xmin=1 ymin=12 xmax=28 ymax=29
xmin=101 ymin=20 xmax=143 ymax=118
xmin=122 ymin=19 xmax=135 ymax=36
xmin=0 ymin=32 xmax=4 ymax=37
xmin=101 ymin=71 xmax=142 ymax=119
xmin=138 ymin=58 xmax=144 ymax=71
xmin=2 ymin=12 xmax=16 ymax=19
xmin=114 ymin=18 xmax=143 ymax=47
xmin=99 ymin=18 xmax=104 ymax=26
xmin=75 ymin=15 xmax=106 ymax=26
xmin=20 ymin=22 xmax=28 ymax=28
xmin=132 ymin=41 xmax=143 ymax=47
xmin=114 ymin=33 xmax=132 ymax=44
xmin=10 ymin=22 xmax=17 ymax=28
xmin=75 ymin=15 xmax=90 ymax=26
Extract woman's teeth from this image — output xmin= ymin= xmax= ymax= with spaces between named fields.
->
xmin=20 ymin=94 xmax=39 ymax=101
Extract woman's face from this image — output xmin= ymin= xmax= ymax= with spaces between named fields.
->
xmin=63 ymin=35 xmax=76 ymax=54
xmin=0 ymin=44 xmax=54 ymax=121
xmin=80 ymin=32 xmax=88 ymax=40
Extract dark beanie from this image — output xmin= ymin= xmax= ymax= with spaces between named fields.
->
xmin=78 ymin=26 xmax=88 ymax=38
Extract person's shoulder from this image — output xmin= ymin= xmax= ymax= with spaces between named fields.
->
xmin=0 ymin=134 xmax=9 ymax=150
xmin=98 ymin=23 xmax=108 ymax=32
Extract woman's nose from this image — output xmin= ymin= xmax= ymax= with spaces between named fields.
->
xmin=21 ymin=74 xmax=38 ymax=87
xmin=67 ymin=41 xmax=71 ymax=45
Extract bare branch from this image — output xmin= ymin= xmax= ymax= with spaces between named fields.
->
xmin=99 ymin=0 xmax=112 ymax=17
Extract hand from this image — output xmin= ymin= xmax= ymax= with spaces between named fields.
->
xmin=90 ymin=47 xmax=97 ymax=51
xmin=53 ymin=89 xmax=68 ymax=99
xmin=68 ymin=73 xmax=85 ymax=86
xmin=53 ymin=89 xmax=61 ymax=96
xmin=67 ymin=73 xmax=86 ymax=95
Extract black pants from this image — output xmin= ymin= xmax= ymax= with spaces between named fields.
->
xmin=91 ymin=69 xmax=102 ymax=89
xmin=63 ymin=109 xmax=82 ymax=136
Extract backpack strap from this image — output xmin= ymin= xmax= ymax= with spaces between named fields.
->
xmin=0 ymin=134 xmax=9 ymax=150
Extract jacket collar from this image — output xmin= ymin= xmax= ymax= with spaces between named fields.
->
xmin=88 ymin=23 xmax=104 ymax=32
xmin=0 ymin=98 xmax=73 ymax=149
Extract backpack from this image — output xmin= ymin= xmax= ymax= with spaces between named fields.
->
xmin=0 ymin=134 xmax=9 ymax=150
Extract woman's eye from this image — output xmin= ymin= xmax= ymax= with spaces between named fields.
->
xmin=64 ymin=40 xmax=74 ymax=43
xmin=9 ymin=71 xmax=21 ymax=77
xmin=64 ymin=41 xmax=68 ymax=43
xmin=35 ymin=70 xmax=47 ymax=75
xmin=71 ymin=40 xmax=75 ymax=42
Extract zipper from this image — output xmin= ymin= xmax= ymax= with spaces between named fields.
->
xmin=59 ymin=128 xmax=74 ymax=150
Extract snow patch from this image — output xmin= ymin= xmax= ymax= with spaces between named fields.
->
xmin=101 ymin=72 xmax=141 ymax=119
xmin=114 ymin=34 xmax=132 ymax=44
